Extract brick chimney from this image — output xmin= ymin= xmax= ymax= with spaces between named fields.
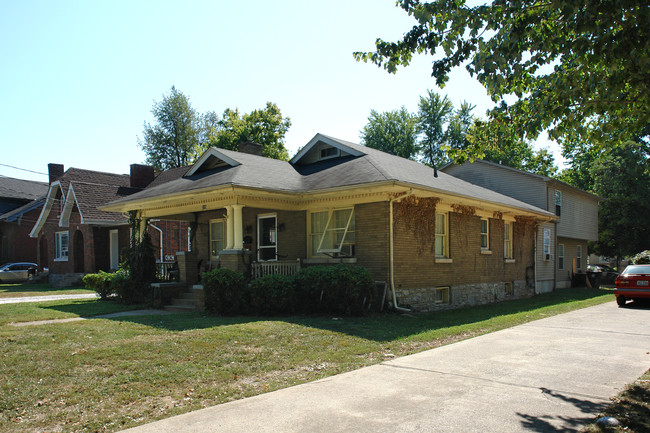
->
xmin=48 ymin=163 xmax=64 ymax=184
xmin=238 ymin=141 xmax=263 ymax=156
xmin=130 ymin=164 xmax=155 ymax=188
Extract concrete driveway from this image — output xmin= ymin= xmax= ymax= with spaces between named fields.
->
xmin=121 ymin=301 xmax=650 ymax=433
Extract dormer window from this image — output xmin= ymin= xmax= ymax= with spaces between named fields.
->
xmin=319 ymin=147 xmax=339 ymax=160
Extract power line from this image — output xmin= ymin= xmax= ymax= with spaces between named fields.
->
xmin=0 ymin=163 xmax=48 ymax=176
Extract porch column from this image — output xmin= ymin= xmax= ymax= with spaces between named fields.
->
xmin=225 ymin=205 xmax=234 ymax=249
xmin=139 ymin=216 xmax=148 ymax=242
xmin=232 ymin=204 xmax=244 ymax=250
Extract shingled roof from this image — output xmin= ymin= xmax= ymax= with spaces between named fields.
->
xmin=0 ymin=177 xmax=48 ymax=201
xmin=104 ymin=134 xmax=555 ymax=218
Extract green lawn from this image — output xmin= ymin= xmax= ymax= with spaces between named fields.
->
xmin=0 ymin=288 xmax=613 ymax=433
xmin=0 ymin=282 xmax=94 ymax=298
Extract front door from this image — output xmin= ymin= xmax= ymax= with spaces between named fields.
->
xmin=257 ymin=214 xmax=277 ymax=261
xmin=109 ymin=229 xmax=119 ymax=270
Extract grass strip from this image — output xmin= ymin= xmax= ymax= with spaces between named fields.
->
xmin=0 ymin=283 xmax=94 ymax=298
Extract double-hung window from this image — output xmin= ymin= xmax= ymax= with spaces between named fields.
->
xmin=543 ymin=229 xmax=551 ymax=260
xmin=480 ymin=218 xmax=489 ymax=250
xmin=558 ymin=244 xmax=565 ymax=270
xmin=576 ymin=245 xmax=582 ymax=270
xmin=310 ymin=208 xmax=355 ymax=257
xmin=555 ymin=190 xmax=562 ymax=216
xmin=55 ymin=231 xmax=69 ymax=260
xmin=435 ymin=213 xmax=449 ymax=258
xmin=504 ymin=222 xmax=513 ymax=259
xmin=209 ymin=219 xmax=225 ymax=259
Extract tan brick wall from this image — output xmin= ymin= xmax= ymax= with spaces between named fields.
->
xmin=393 ymin=212 xmax=536 ymax=311
xmin=242 ymin=208 xmax=306 ymax=261
xmin=355 ymin=202 xmax=389 ymax=283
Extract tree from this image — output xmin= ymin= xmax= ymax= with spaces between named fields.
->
xmin=463 ymin=120 xmax=557 ymax=176
xmin=207 ymin=102 xmax=291 ymax=161
xmin=360 ymin=107 xmax=419 ymax=159
xmin=446 ymin=101 xmax=475 ymax=153
xmin=417 ymin=91 xmax=453 ymax=167
xmin=139 ymin=86 xmax=206 ymax=170
xmin=590 ymin=142 xmax=650 ymax=262
xmin=354 ymin=0 xmax=650 ymax=150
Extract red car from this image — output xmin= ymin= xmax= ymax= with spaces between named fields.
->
xmin=614 ymin=264 xmax=650 ymax=307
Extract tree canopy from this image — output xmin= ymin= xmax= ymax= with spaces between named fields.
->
xmin=207 ymin=102 xmax=291 ymax=161
xmin=361 ymin=90 xmax=556 ymax=175
xmin=360 ymin=107 xmax=419 ymax=159
xmin=354 ymin=0 xmax=650 ymax=147
xmin=139 ymin=88 xmax=292 ymax=169
xmin=138 ymin=86 xmax=206 ymax=170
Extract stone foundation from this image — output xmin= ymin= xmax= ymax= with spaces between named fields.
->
xmin=49 ymin=273 xmax=85 ymax=287
xmin=396 ymin=280 xmax=533 ymax=312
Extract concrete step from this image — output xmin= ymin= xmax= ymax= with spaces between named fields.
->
xmin=170 ymin=298 xmax=194 ymax=307
xmin=164 ymin=305 xmax=195 ymax=313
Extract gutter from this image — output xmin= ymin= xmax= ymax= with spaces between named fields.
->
xmin=389 ymin=189 xmax=415 ymax=312
xmin=149 ymin=221 xmax=164 ymax=262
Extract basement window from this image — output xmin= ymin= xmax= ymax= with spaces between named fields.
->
xmin=435 ymin=287 xmax=450 ymax=304
xmin=504 ymin=282 xmax=514 ymax=296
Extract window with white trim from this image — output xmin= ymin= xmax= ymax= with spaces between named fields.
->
xmin=543 ymin=229 xmax=551 ymax=260
xmin=435 ymin=213 xmax=449 ymax=258
xmin=480 ymin=218 xmax=489 ymax=250
xmin=576 ymin=245 xmax=582 ymax=270
xmin=504 ymin=222 xmax=513 ymax=259
xmin=55 ymin=231 xmax=69 ymax=260
xmin=209 ymin=219 xmax=225 ymax=259
xmin=554 ymin=190 xmax=562 ymax=216
xmin=558 ymin=244 xmax=565 ymax=270
xmin=309 ymin=208 xmax=355 ymax=257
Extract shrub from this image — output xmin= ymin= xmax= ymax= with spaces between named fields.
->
xmin=82 ymin=271 xmax=114 ymax=300
xmin=110 ymin=269 xmax=139 ymax=304
xmin=249 ymin=274 xmax=297 ymax=315
xmin=630 ymin=250 xmax=650 ymax=264
xmin=202 ymin=268 xmax=247 ymax=315
xmin=294 ymin=265 xmax=374 ymax=315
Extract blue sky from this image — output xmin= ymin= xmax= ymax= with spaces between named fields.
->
xmin=0 ymin=0 xmax=561 ymax=182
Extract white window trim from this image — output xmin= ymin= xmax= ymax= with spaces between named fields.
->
xmin=480 ymin=218 xmax=490 ymax=252
xmin=504 ymin=221 xmax=514 ymax=261
xmin=576 ymin=245 xmax=582 ymax=270
xmin=435 ymin=212 xmax=450 ymax=260
xmin=308 ymin=207 xmax=355 ymax=258
xmin=543 ymin=228 xmax=551 ymax=260
xmin=55 ymin=231 xmax=69 ymax=261
xmin=257 ymin=213 xmax=278 ymax=262
xmin=558 ymin=243 xmax=565 ymax=270
xmin=209 ymin=219 xmax=225 ymax=260
xmin=555 ymin=190 xmax=562 ymax=216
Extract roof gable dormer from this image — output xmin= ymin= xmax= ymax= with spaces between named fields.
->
xmin=185 ymin=148 xmax=242 ymax=177
xmin=291 ymin=133 xmax=365 ymax=166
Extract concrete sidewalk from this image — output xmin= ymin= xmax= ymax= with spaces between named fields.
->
xmin=0 ymin=293 xmax=98 ymax=304
xmin=121 ymin=302 xmax=650 ymax=433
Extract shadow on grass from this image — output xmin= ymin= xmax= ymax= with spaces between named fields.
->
xmin=52 ymin=288 xmax=613 ymax=342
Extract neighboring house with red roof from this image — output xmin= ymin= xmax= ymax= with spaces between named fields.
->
xmin=30 ymin=164 xmax=189 ymax=286
xmin=0 ymin=177 xmax=48 ymax=264
xmin=103 ymin=134 xmax=558 ymax=311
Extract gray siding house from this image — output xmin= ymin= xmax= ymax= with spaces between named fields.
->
xmin=442 ymin=160 xmax=600 ymax=292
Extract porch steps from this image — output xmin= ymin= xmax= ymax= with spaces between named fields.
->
xmin=164 ymin=289 xmax=196 ymax=312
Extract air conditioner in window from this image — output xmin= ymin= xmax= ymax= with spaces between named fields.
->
xmin=545 ymin=254 xmax=551 ymax=260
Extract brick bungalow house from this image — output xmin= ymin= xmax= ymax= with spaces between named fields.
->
xmin=0 ymin=177 xmax=48 ymax=264
xmin=441 ymin=160 xmax=600 ymax=292
xmin=30 ymin=164 xmax=189 ymax=286
xmin=102 ymin=134 xmax=556 ymax=311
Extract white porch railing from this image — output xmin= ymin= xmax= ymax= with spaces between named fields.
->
xmin=251 ymin=259 xmax=301 ymax=280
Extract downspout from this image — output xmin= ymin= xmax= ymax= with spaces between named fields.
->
xmin=149 ymin=220 xmax=164 ymax=262
xmin=389 ymin=190 xmax=415 ymax=312
xmin=534 ymin=223 xmax=539 ymax=295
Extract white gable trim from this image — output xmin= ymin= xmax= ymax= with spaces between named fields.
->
xmin=60 ymin=183 xmax=84 ymax=227
xmin=29 ymin=181 xmax=62 ymax=238
xmin=290 ymin=133 xmax=365 ymax=165
xmin=185 ymin=147 xmax=242 ymax=177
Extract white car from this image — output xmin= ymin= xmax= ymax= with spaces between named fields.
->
xmin=0 ymin=262 xmax=38 ymax=283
